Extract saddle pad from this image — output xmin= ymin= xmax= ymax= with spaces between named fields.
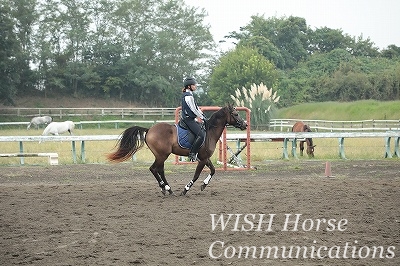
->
xmin=176 ymin=124 xmax=193 ymax=149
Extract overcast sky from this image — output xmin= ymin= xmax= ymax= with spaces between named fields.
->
xmin=184 ymin=0 xmax=400 ymax=51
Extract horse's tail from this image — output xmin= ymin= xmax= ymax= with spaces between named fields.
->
xmin=27 ymin=122 xmax=31 ymax=130
xmin=107 ymin=126 xmax=149 ymax=162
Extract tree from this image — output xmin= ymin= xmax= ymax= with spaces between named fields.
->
xmin=209 ymin=46 xmax=279 ymax=106
xmin=27 ymin=0 xmax=215 ymax=106
xmin=0 ymin=2 xmax=20 ymax=105
xmin=110 ymin=0 xmax=215 ymax=106
xmin=308 ymin=27 xmax=352 ymax=53
xmin=227 ymin=15 xmax=309 ymax=70
xmin=238 ymin=36 xmax=285 ymax=69
xmin=349 ymin=35 xmax=379 ymax=57
xmin=381 ymin=45 xmax=400 ymax=59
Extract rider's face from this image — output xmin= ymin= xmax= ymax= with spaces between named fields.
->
xmin=190 ymin=84 xmax=197 ymax=91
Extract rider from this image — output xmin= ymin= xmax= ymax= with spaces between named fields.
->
xmin=181 ymin=77 xmax=206 ymax=162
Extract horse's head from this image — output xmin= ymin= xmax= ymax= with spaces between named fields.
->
xmin=306 ymin=142 xmax=316 ymax=157
xmin=226 ymin=104 xmax=247 ymax=130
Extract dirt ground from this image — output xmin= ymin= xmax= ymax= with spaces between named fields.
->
xmin=0 ymin=160 xmax=399 ymax=266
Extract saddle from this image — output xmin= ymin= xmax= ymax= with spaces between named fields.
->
xmin=176 ymin=120 xmax=205 ymax=150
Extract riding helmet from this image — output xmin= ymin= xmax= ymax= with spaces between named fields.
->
xmin=183 ymin=77 xmax=197 ymax=87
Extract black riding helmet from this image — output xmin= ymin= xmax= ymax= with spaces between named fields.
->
xmin=183 ymin=77 xmax=197 ymax=87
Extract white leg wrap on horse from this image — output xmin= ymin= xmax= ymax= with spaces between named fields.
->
xmin=164 ymin=185 xmax=171 ymax=191
xmin=203 ymin=174 xmax=212 ymax=185
xmin=185 ymin=180 xmax=194 ymax=191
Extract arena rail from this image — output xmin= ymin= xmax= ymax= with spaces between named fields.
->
xmin=0 ymin=120 xmax=175 ymax=129
xmin=270 ymin=118 xmax=400 ymax=132
xmin=226 ymin=131 xmax=400 ymax=160
xmin=0 ymin=107 xmax=176 ymax=119
xmin=0 ymin=135 xmax=119 ymax=164
xmin=0 ymin=152 xmax=59 ymax=165
xmin=2 ymin=118 xmax=399 ymax=131
xmin=1 ymin=132 xmax=399 ymax=166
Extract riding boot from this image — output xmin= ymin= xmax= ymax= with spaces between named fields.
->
xmin=188 ymin=135 xmax=203 ymax=162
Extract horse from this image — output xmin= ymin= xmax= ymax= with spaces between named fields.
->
xmin=27 ymin=116 xmax=52 ymax=130
xmin=291 ymin=121 xmax=316 ymax=157
xmin=42 ymin=121 xmax=75 ymax=136
xmin=107 ymin=104 xmax=247 ymax=196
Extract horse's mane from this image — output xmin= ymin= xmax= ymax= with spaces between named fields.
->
xmin=210 ymin=106 xmax=228 ymax=119
xmin=202 ymin=106 xmax=231 ymax=134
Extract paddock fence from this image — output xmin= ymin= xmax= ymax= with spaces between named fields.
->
xmin=1 ymin=118 xmax=400 ymax=132
xmin=0 ymin=132 xmax=399 ymax=166
xmin=1 ymin=107 xmax=399 ymax=131
xmin=270 ymin=119 xmax=400 ymax=132
xmin=0 ymin=107 xmax=176 ymax=119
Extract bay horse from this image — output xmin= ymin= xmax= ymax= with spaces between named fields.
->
xmin=107 ymin=104 xmax=247 ymax=195
xmin=291 ymin=121 xmax=316 ymax=157
xmin=27 ymin=116 xmax=52 ymax=130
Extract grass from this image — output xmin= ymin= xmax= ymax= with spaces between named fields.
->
xmin=277 ymin=100 xmax=400 ymax=120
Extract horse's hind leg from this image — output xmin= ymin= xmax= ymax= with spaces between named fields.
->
xmin=149 ymin=160 xmax=173 ymax=195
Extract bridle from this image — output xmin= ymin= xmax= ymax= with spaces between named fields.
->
xmin=228 ymin=107 xmax=245 ymax=129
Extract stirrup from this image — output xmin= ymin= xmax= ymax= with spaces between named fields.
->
xmin=188 ymin=153 xmax=198 ymax=162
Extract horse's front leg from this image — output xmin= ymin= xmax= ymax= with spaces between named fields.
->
xmin=180 ymin=160 xmax=207 ymax=196
xmin=299 ymin=141 xmax=304 ymax=156
xmin=200 ymin=158 xmax=215 ymax=191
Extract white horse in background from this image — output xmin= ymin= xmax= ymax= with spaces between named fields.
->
xmin=42 ymin=121 xmax=75 ymax=136
xmin=27 ymin=116 xmax=52 ymax=130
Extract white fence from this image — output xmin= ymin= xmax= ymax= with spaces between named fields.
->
xmin=0 ymin=107 xmax=176 ymax=119
xmin=270 ymin=119 xmax=400 ymax=132
xmin=226 ymin=131 xmax=400 ymax=160
xmin=0 ymin=119 xmax=175 ymax=129
xmin=2 ymin=118 xmax=400 ymax=131
xmin=1 ymin=132 xmax=399 ymax=165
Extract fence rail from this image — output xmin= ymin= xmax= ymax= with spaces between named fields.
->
xmin=2 ymin=118 xmax=400 ymax=131
xmin=270 ymin=119 xmax=400 ymax=132
xmin=0 ymin=107 xmax=176 ymax=119
xmin=1 ymin=132 xmax=399 ymax=165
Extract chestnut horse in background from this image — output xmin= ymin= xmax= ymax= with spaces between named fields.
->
xmin=291 ymin=121 xmax=316 ymax=157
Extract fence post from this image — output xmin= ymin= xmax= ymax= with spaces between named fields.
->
xmin=384 ymin=137 xmax=392 ymax=158
xmin=338 ymin=138 xmax=346 ymax=159
xmin=71 ymin=141 xmax=77 ymax=163
xmin=290 ymin=138 xmax=297 ymax=159
xmin=81 ymin=141 xmax=86 ymax=163
xmin=394 ymin=137 xmax=400 ymax=158
xmin=19 ymin=141 xmax=24 ymax=165
xmin=282 ymin=138 xmax=289 ymax=159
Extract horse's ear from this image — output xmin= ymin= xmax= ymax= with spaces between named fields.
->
xmin=227 ymin=102 xmax=234 ymax=109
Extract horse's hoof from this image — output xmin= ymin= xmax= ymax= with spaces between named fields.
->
xmin=180 ymin=190 xmax=187 ymax=196
xmin=169 ymin=189 xmax=174 ymax=195
xmin=201 ymin=183 xmax=207 ymax=191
